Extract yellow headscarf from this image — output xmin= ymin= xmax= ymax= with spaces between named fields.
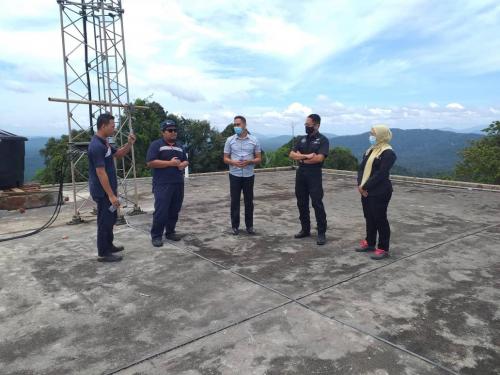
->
xmin=360 ymin=125 xmax=393 ymax=188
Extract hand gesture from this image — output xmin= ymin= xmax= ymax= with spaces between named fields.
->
xmin=171 ymin=157 xmax=181 ymax=167
xmin=127 ymin=133 xmax=136 ymax=145
xmin=240 ymin=160 xmax=251 ymax=167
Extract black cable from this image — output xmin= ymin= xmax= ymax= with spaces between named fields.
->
xmin=0 ymin=158 xmax=67 ymax=242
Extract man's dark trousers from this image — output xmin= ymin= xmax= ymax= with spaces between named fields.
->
xmin=95 ymin=196 xmax=118 ymax=257
xmin=295 ymin=167 xmax=327 ymax=234
xmin=229 ymin=174 xmax=254 ymax=229
xmin=151 ymin=183 xmax=184 ymax=240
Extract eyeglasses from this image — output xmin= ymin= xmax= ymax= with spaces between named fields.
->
xmin=166 ymin=129 xmax=177 ymax=133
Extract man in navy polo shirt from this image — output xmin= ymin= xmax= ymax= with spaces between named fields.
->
xmin=88 ymin=113 xmax=136 ymax=262
xmin=146 ymin=120 xmax=189 ymax=247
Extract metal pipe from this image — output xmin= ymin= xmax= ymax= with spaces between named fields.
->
xmin=58 ymin=2 xmax=79 ymax=220
xmin=111 ymin=14 xmax=128 ymax=206
xmin=81 ymin=1 xmax=94 ymax=135
xmin=48 ymin=97 xmax=148 ymax=109
xmin=118 ymin=1 xmax=141 ymax=210
xmin=100 ymin=1 xmax=114 ymax=115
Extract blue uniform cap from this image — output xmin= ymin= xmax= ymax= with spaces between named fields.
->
xmin=160 ymin=119 xmax=177 ymax=131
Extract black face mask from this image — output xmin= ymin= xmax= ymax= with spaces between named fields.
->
xmin=305 ymin=126 xmax=315 ymax=135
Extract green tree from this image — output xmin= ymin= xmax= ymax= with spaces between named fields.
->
xmin=126 ymin=98 xmax=168 ymax=177
xmin=35 ymin=98 xmax=232 ymax=183
xmin=263 ymin=137 xmax=298 ymax=168
xmin=35 ymin=130 xmax=91 ymax=184
xmin=178 ymin=118 xmax=226 ymax=173
xmin=35 ymin=99 xmax=166 ymax=184
xmin=261 ymin=137 xmax=359 ymax=171
xmin=455 ymin=121 xmax=500 ymax=184
xmin=323 ymin=147 xmax=359 ymax=171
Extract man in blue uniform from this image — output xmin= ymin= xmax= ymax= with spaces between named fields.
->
xmin=88 ymin=113 xmax=136 ymax=262
xmin=146 ymin=120 xmax=188 ymax=247
xmin=289 ymin=114 xmax=329 ymax=245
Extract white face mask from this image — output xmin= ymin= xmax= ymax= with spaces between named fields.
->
xmin=369 ymin=135 xmax=377 ymax=145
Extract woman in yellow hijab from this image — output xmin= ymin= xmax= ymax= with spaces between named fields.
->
xmin=355 ymin=125 xmax=397 ymax=260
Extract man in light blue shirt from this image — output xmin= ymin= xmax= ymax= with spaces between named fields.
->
xmin=223 ymin=116 xmax=262 ymax=235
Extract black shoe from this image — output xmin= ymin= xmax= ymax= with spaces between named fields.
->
xmin=246 ymin=227 xmax=256 ymax=235
xmin=294 ymin=230 xmax=311 ymax=239
xmin=232 ymin=227 xmax=239 ymax=235
xmin=152 ymin=238 xmax=164 ymax=247
xmin=97 ymin=254 xmax=123 ymax=262
xmin=317 ymin=233 xmax=326 ymax=245
xmin=165 ymin=232 xmax=182 ymax=241
xmin=111 ymin=245 xmax=124 ymax=253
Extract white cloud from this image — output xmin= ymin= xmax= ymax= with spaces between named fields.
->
xmin=446 ymin=103 xmax=465 ymax=110
xmin=369 ymin=108 xmax=392 ymax=116
xmin=1 ymin=80 xmax=32 ymax=94
xmin=283 ymin=102 xmax=312 ymax=117
xmin=0 ymin=0 xmax=499 ymax=137
xmin=408 ymin=1 xmax=500 ymax=75
xmin=232 ymin=97 xmax=499 ymax=135
xmin=237 ymin=13 xmax=319 ymax=57
xmin=151 ymin=83 xmax=206 ymax=103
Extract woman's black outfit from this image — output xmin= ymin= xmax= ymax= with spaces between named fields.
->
xmin=357 ymin=149 xmax=397 ymax=251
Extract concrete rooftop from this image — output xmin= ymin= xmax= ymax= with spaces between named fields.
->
xmin=0 ymin=170 xmax=499 ymax=375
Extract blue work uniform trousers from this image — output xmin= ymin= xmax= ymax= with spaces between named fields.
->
xmin=151 ymin=183 xmax=184 ymax=240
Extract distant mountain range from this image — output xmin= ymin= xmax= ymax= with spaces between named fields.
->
xmin=257 ymin=129 xmax=482 ymax=177
xmin=256 ymin=132 xmax=336 ymax=151
xmin=439 ymin=125 xmax=485 ymax=134
xmin=330 ymin=129 xmax=482 ymax=177
xmin=23 ymin=128 xmax=484 ymax=181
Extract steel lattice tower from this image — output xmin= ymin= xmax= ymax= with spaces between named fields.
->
xmin=52 ymin=0 xmax=145 ymax=224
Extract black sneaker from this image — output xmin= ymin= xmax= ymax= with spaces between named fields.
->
xmin=97 ymin=254 xmax=123 ymax=262
xmin=246 ymin=227 xmax=256 ymax=235
xmin=165 ymin=232 xmax=182 ymax=241
xmin=231 ymin=227 xmax=239 ymax=236
xmin=294 ymin=230 xmax=310 ymax=239
xmin=317 ymin=233 xmax=326 ymax=245
xmin=111 ymin=245 xmax=124 ymax=253
xmin=152 ymin=238 xmax=164 ymax=247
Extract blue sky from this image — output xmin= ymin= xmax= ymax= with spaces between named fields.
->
xmin=1 ymin=0 xmax=499 ymax=136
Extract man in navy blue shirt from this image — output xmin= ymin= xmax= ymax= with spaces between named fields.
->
xmin=88 ymin=113 xmax=136 ymax=262
xmin=289 ymin=114 xmax=329 ymax=245
xmin=146 ymin=120 xmax=188 ymax=247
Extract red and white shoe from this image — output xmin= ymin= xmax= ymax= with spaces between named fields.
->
xmin=355 ymin=239 xmax=375 ymax=252
xmin=371 ymin=248 xmax=389 ymax=260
